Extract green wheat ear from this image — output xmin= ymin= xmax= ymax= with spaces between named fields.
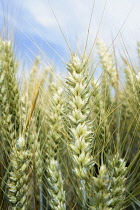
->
xmin=45 ymin=82 xmax=66 ymax=210
xmin=97 ymin=38 xmax=117 ymax=89
xmin=0 ymin=39 xmax=21 ymax=208
xmin=29 ymin=119 xmax=43 ymax=186
xmin=108 ymin=153 xmax=127 ymax=210
xmin=0 ymin=39 xmax=20 ymax=142
xmin=8 ymin=136 xmax=29 ymax=210
xmin=90 ymin=165 xmax=112 ymax=210
xmin=0 ymin=40 xmax=20 ymax=132
xmin=65 ymin=54 xmax=94 ymax=208
xmin=66 ymin=54 xmax=94 ymax=178
xmin=89 ymin=153 xmax=127 ymax=210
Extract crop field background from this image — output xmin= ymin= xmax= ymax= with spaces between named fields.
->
xmin=0 ymin=0 xmax=140 ymax=209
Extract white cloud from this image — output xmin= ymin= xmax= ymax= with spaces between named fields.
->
xmin=19 ymin=0 xmax=140 ymax=42
xmin=1 ymin=0 xmax=140 ymax=58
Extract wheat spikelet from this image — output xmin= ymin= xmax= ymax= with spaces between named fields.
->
xmin=97 ymin=38 xmax=117 ymax=88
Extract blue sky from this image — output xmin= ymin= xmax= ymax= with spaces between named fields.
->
xmin=0 ymin=0 xmax=140 ymax=73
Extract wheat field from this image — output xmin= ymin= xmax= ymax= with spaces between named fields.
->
xmin=0 ymin=1 xmax=140 ymax=210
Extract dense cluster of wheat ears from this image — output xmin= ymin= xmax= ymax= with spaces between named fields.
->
xmin=0 ymin=2 xmax=140 ymax=210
